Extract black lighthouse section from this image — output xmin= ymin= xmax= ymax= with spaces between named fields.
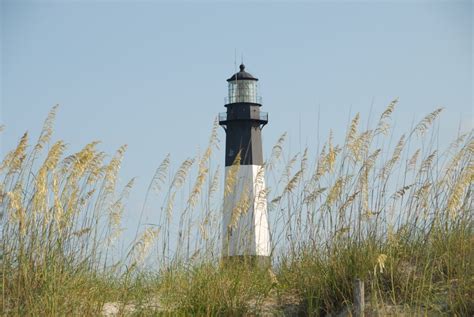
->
xmin=219 ymin=64 xmax=268 ymax=166
xmin=220 ymin=103 xmax=267 ymax=166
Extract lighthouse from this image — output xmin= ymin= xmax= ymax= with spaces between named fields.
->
xmin=219 ymin=64 xmax=271 ymax=266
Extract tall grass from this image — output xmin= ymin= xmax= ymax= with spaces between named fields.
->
xmin=1 ymin=101 xmax=472 ymax=316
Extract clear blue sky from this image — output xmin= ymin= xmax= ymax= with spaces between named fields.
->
xmin=1 ymin=1 xmax=472 ymax=247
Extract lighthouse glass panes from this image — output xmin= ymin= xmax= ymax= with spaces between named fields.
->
xmin=228 ymin=80 xmax=258 ymax=103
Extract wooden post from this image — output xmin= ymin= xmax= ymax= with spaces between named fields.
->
xmin=353 ymin=278 xmax=365 ymax=317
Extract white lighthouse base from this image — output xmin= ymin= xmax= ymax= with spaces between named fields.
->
xmin=222 ymin=165 xmax=271 ymax=259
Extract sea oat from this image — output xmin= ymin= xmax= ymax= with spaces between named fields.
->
xmin=209 ymin=166 xmax=220 ymax=199
xmin=346 ymin=113 xmax=360 ymax=147
xmin=375 ymin=98 xmax=398 ymax=136
xmin=407 ymin=149 xmax=420 ymax=171
xmin=171 ymin=158 xmax=195 ymax=190
xmin=283 ymin=170 xmax=303 ymax=194
xmin=104 ymin=145 xmax=127 ymax=195
xmin=446 ymin=165 xmax=473 ymax=219
xmin=267 ymin=132 xmax=287 ymax=171
xmin=304 ymin=187 xmax=327 ymax=204
xmin=412 ymin=107 xmax=443 ymax=136
xmin=379 ymin=135 xmax=405 ymax=179
xmin=151 ymin=154 xmax=171 ymax=193
xmin=224 ymin=153 xmax=241 ymax=198
xmin=375 ymin=254 xmax=388 ymax=274
xmin=419 ymin=150 xmax=437 ymax=173
xmin=131 ymin=227 xmax=160 ymax=266
xmin=33 ymin=104 xmax=59 ymax=153
xmin=1 ymin=132 xmax=28 ymax=173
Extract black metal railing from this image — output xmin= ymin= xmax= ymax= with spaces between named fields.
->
xmin=258 ymin=112 xmax=268 ymax=122
xmin=218 ymin=112 xmax=227 ymax=122
xmin=219 ymin=111 xmax=268 ymax=123
xmin=224 ymin=95 xmax=263 ymax=104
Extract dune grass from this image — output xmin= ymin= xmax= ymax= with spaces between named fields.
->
xmin=1 ymin=101 xmax=473 ymax=316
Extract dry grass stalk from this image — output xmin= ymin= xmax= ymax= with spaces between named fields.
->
xmin=2 ymin=105 xmax=473 ymax=316
xmin=375 ymin=98 xmax=398 ymax=136
xmin=412 ymin=107 xmax=443 ymax=136
xmin=346 ymin=113 xmax=360 ymax=147
xmin=33 ymin=104 xmax=59 ymax=153
xmin=131 ymin=227 xmax=160 ymax=266
xmin=224 ymin=153 xmax=241 ymax=198
xmin=268 ymin=132 xmax=287 ymax=171
xmin=151 ymin=154 xmax=171 ymax=194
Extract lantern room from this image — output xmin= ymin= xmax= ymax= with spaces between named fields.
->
xmin=226 ymin=64 xmax=261 ymax=105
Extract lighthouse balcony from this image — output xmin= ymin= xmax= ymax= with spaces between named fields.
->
xmin=218 ymin=111 xmax=268 ymax=125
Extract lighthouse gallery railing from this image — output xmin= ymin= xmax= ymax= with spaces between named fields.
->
xmin=218 ymin=112 xmax=268 ymax=123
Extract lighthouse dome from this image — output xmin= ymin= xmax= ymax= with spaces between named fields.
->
xmin=227 ymin=64 xmax=259 ymax=82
